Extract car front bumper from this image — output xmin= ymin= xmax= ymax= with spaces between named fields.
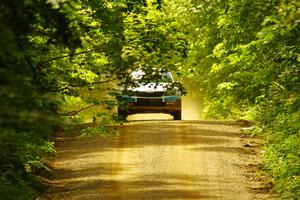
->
xmin=118 ymin=96 xmax=181 ymax=114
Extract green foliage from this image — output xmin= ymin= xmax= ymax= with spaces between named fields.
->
xmin=122 ymin=9 xmax=187 ymax=71
xmin=1 ymin=0 xmax=109 ymax=198
xmin=171 ymin=0 xmax=300 ymax=198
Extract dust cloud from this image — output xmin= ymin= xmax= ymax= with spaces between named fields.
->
xmin=181 ymin=78 xmax=203 ymax=120
xmin=181 ymin=95 xmax=202 ymax=120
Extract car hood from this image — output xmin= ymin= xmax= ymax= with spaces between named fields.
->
xmin=129 ymin=82 xmax=168 ymax=93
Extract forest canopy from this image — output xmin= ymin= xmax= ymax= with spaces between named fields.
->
xmin=0 ymin=0 xmax=299 ymax=199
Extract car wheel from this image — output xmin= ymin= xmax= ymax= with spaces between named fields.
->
xmin=118 ymin=109 xmax=128 ymax=121
xmin=173 ymin=111 xmax=181 ymax=120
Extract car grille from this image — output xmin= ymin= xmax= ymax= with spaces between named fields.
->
xmin=136 ymin=98 xmax=164 ymax=106
xmin=135 ymin=91 xmax=165 ymax=97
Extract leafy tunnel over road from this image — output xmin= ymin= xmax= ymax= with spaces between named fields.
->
xmin=45 ymin=121 xmax=271 ymax=200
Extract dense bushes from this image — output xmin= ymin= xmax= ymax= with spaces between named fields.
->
xmin=0 ymin=1 xmax=66 ymax=198
xmin=167 ymin=0 xmax=300 ymax=198
xmin=0 ymin=0 xmax=107 ymax=198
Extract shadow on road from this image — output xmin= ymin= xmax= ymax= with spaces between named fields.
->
xmin=48 ymin=172 xmax=220 ymax=199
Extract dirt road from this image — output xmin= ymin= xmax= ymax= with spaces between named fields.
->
xmin=46 ymin=120 xmax=269 ymax=200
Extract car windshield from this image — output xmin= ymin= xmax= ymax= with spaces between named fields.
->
xmin=131 ymin=70 xmax=173 ymax=83
xmin=160 ymin=73 xmax=173 ymax=83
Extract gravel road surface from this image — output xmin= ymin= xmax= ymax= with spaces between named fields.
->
xmin=46 ymin=120 xmax=268 ymax=200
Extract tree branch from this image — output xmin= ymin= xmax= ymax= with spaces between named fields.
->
xmin=49 ymin=78 xmax=117 ymax=92
xmin=38 ymin=49 xmax=95 ymax=66
xmin=56 ymin=104 xmax=97 ymax=116
xmin=15 ymin=37 xmax=45 ymax=93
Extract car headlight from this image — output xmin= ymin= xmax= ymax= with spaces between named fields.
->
xmin=164 ymin=96 xmax=178 ymax=102
xmin=165 ymin=87 xmax=181 ymax=96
